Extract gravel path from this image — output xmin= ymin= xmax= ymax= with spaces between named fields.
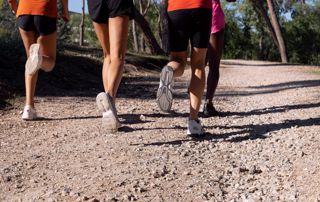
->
xmin=1 ymin=60 xmax=319 ymax=201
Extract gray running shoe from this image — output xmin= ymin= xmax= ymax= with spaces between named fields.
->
xmin=156 ymin=66 xmax=174 ymax=112
xmin=96 ymin=92 xmax=120 ymax=133
xmin=187 ymin=119 xmax=205 ymax=138
xmin=22 ymin=105 xmax=38 ymax=120
xmin=25 ymin=43 xmax=42 ymax=75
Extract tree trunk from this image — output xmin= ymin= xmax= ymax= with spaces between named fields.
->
xmin=131 ymin=0 xmax=139 ymax=52
xmin=133 ymin=6 xmax=164 ymax=55
xmin=132 ymin=20 xmax=139 ymax=52
xmin=251 ymin=0 xmax=279 ymax=49
xmin=139 ymin=32 xmax=146 ymax=52
xmin=79 ymin=0 xmax=85 ymax=46
xmin=251 ymin=0 xmax=288 ymax=63
xmin=160 ymin=0 xmax=169 ymax=54
xmin=138 ymin=0 xmax=146 ymax=52
xmin=266 ymin=0 xmax=288 ymax=63
xmin=259 ymin=35 xmax=264 ymax=60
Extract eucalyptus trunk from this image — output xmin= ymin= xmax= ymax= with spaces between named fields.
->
xmin=79 ymin=0 xmax=85 ymax=46
xmin=266 ymin=0 xmax=288 ymax=63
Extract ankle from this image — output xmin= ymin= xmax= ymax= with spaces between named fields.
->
xmin=205 ymin=99 xmax=212 ymax=105
xmin=25 ymin=104 xmax=35 ymax=108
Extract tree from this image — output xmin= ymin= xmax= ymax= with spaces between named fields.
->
xmin=79 ymin=0 xmax=85 ymax=46
xmin=266 ymin=0 xmax=288 ymax=62
xmin=133 ymin=5 xmax=164 ymax=55
xmin=159 ymin=0 xmax=170 ymax=54
xmin=284 ymin=1 xmax=320 ymax=65
xmin=132 ymin=0 xmax=139 ymax=52
xmin=250 ymin=0 xmax=288 ymax=63
xmin=57 ymin=1 xmax=72 ymax=42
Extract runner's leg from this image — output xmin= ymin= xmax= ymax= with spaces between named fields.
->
xmin=189 ymin=47 xmax=207 ymax=120
xmin=92 ymin=22 xmax=111 ymax=94
xmin=107 ymin=16 xmax=129 ymax=100
xmin=19 ymin=28 xmax=38 ymax=107
xmin=206 ymin=28 xmax=224 ymax=103
xmin=37 ymin=31 xmax=57 ymax=72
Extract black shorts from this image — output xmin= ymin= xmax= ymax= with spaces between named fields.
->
xmin=168 ymin=8 xmax=212 ymax=52
xmin=17 ymin=15 xmax=57 ymax=36
xmin=88 ymin=0 xmax=135 ymax=23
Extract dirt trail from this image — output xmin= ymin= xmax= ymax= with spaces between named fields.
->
xmin=0 ymin=60 xmax=319 ymax=201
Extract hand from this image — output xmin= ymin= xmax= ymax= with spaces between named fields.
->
xmin=61 ymin=9 xmax=70 ymax=22
xmin=8 ymin=0 xmax=18 ymax=15
xmin=61 ymin=10 xmax=70 ymax=22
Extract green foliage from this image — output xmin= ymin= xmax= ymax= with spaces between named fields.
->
xmin=57 ymin=1 xmax=72 ymax=44
xmin=0 ymin=0 xmax=18 ymax=38
xmin=222 ymin=0 xmax=320 ymax=65
xmin=69 ymin=13 xmax=99 ymax=47
xmin=284 ymin=2 xmax=320 ymax=65
xmin=0 ymin=0 xmax=21 ymax=57
xmin=1 ymin=0 xmax=319 ymax=65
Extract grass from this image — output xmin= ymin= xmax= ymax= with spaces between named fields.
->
xmin=308 ymin=69 xmax=320 ymax=75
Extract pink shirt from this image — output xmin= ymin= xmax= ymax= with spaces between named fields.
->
xmin=211 ymin=0 xmax=225 ymax=33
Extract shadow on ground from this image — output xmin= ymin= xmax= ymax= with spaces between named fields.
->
xmin=0 ymin=45 xmax=168 ymax=109
xmin=135 ymin=117 xmax=320 ymax=147
xmin=218 ymin=102 xmax=320 ymax=117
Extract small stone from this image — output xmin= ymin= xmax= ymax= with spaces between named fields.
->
xmin=180 ymin=151 xmax=189 ymax=157
xmin=4 ymin=176 xmax=12 ymax=182
xmin=249 ymin=165 xmax=262 ymax=175
xmin=104 ymin=197 xmax=118 ymax=202
xmin=77 ymin=196 xmax=89 ymax=201
xmin=239 ymin=167 xmax=249 ymax=173
xmin=89 ymin=198 xmax=100 ymax=202
xmin=30 ymin=179 xmax=38 ymax=183
xmin=70 ymin=191 xmax=81 ymax=197
xmin=15 ymin=184 xmax=23 ymax=189
xmin=123 ymin=194 xmax=137 ymax=201
xmin=300 ymin=151 xmax=306 ymax=157
xmin=61 ymin=188 xmax=71 ymax=197
xmin=139 ymin=115 xmax=146 ymax=121
xmin=47 ymin=198 xmax=56 ymax=202
xmin=183 ymin=171 xmax=192 ymax=176
xmin=3 ymin=167 xmax=10 ymax=173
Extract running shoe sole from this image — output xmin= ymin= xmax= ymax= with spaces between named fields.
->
xmin=96 ymin=92 xmax=118 ymax=133
xmin=102 ymin=110 xmax=118 ymax=134
xmin=156 ymin=66 xmax=173 ymax=112
xmin=25 ymin=44 xmax=42 ymax=75
xmin=96 ymin=92 xmax=110 ymax=113
xmin=22 ymin=106 xmax=38 ymax=120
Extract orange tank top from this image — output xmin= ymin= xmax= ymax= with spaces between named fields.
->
xmin=17 ymin=0 xmax=58 ymax=18
xmin=168 ymin=0 xmax=211 ymax=12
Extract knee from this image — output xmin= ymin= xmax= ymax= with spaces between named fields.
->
xmin=111 ymin=54 xmax=125 ymax=66
xmin=43 ymin=58 xmax=56 ymax=72
xmin=169 ymin=57 xmax=187 ymax=77
xmin=102 ymin=50 xmax=109 ymax=59
xmin=191 ymin=58 xmax=206 ymax=70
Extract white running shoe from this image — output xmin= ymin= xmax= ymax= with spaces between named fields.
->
xmin=22 ymin=105 xmax=38 ymax=120
xmin=25 ymin=43 xmax=42 ymax=75
xmin=187 ymin=119 xmax=205 ymax=137
xmin=96 ymin=92 xmax=110 ymax=112
xmin=156 ymin=65 xmax=174 ymax=112
xmin=96 ymin=92 xmax=120 ymax=133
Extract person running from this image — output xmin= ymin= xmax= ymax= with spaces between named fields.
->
xmin=87 ymin=0 xmax=134 ymax=133
xmin=8 ymin=0 xmax=69 ymax=120
xmin=203 ymin=0 xmax=235 ymax=117
xmin=156 ymin=0 xmax=212 ymax=137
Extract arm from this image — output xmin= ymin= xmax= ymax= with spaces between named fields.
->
xmin=60 ymin=0 xmax=69 ymax=22
xmin=7 ymin=0 xmax=18 ymax=14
